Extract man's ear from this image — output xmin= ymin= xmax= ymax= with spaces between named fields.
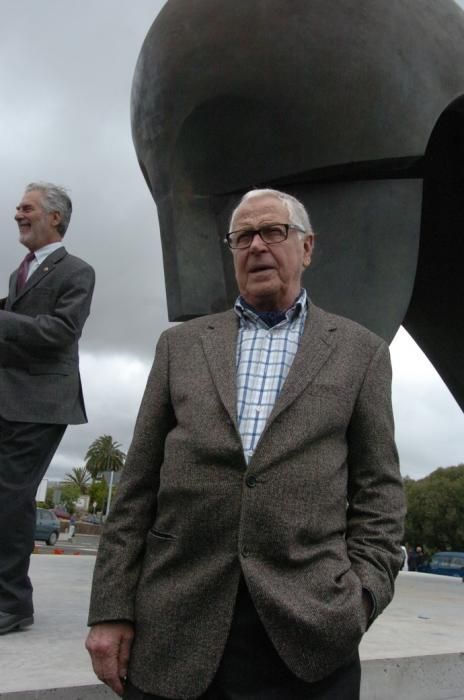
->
xmin=303 ymin=234 xmax=314 ymax=268
xmin=50 ymin=211 xmax=62 ymax=230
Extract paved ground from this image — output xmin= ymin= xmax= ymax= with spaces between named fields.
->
xmin=0 ymin=555 xmax=97 ymax=695
xmin=0 ymin=558 xmax=463 ymax=698
xmin=360 ymin=572 xmax=464 ymax=659
xmin=33 ymin=533 xmax=99 ymax=556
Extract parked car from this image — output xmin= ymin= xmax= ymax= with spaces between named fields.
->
xmin=53 ymin=507 xmax=71 ymax=520
xmin=418 ymin=551 xmax=464 ymax=578
xmin=35 ymin=508 xmax=61 ymax=546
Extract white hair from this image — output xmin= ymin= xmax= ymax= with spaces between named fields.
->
xmin=26 ymin=181 xmax=72 ymax=236
xmin=229 ymin=188 xmax=313 ymax=237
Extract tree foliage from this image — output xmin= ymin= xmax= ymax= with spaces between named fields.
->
xmin=60 ymin=483 xmax=81 ymax=514
xmin=404 ymin=464 xmax=464 ymax=551
xmin=88 ymin=479 xmax=109 ymax=512
xmin=64 ymin=466 xmax=91 ymax=493
xmin=85 ymin=435 xmax=126 ymax=480
xmin=44 ymin=483 xmax=56 ymax=509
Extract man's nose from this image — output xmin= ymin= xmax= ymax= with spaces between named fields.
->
xmin=248 ymin=231 xmax=268 ymax=252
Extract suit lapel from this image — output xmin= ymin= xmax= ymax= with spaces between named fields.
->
xmin=13 ymin=247 xmax=67 ymax=304
xmin=263 ymin=304 xmax=338 ymax=429
xmin=200 ymin=310 xmax=239 ymax=429
xmin=7 ymin=271 xmax=18 ymax=307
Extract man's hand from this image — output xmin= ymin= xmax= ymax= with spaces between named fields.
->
xmin=85 ymin=622 xmax=135 ymax=697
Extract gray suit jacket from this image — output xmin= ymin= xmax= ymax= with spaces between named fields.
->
xmin=88 ymin=304 xmax=405 ymax=698
xmin=0 ymin=247 xmax=95 ymax=424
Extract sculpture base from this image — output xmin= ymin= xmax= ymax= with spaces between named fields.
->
xmin=0 ymin=558 xmax=462 ymax=700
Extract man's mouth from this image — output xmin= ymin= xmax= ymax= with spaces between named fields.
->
xmin=249 ymin=264 xmax=274 ymax=273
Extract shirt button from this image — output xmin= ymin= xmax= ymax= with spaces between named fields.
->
xmin=246 ymin=475 xmax=257 ymax=488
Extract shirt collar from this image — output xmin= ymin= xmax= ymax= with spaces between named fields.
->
xmin=32 ymin=241 xmax=64 ymax=266
xmin=234 ymin=288 xmax=308 ymax=327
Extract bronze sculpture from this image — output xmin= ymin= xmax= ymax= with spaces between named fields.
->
xmin=131 ymin=0 xmax=464 ymax=411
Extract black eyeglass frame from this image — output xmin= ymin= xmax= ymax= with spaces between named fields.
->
xmin=224 ymin=223 xmax=307 ymax=249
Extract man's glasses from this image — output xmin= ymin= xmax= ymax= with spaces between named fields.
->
xmin=224 ymin=223 xmax=306 ymax=250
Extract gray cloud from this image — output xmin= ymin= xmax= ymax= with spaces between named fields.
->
xmin=391 ymin=329 xmax=463 ymax=479
xmin=0 ymin=1 xmax=462 ymax=482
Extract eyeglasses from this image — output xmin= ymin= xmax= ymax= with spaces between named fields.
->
xmin=224 ymin=223 xmax=306 ymax=250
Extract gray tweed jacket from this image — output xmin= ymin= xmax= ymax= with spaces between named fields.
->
xmin=88 ymin=303 xmax=405 ymax=699
xmin=0 ymin=247 xmax=95 ymax=424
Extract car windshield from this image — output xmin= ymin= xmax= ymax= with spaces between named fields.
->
xmin=431 ymin=556 xmax=448 ymax=567
xmin=430 ymin=554 xmax=464 ymax=568
xmin=450 ymin=557 xmax=464 ymax=568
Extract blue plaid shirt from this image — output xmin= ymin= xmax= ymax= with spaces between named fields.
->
xmin=235 ymin=289 xmax=308 ymax=463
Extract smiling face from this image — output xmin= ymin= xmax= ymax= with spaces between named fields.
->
xmin=231 ymin=194 xmax=314 ymax=311
xmin=14 ymin=189 xmax=62 ymax=252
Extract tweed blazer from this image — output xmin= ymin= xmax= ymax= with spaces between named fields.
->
xmin=0 ymin=247 xmax=95 ymax=424
xmin=89 ymin=303 xmax=405 ymax=699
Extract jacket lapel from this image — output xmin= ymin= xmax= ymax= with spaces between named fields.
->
xmin=199 ymin=304 xmax=338 ymax=441
xmin=13 ymin=247 xmax=67 ymax=304
xmin=7 ymin=271 xmax=18 ymax=307
xmin=200 ymin=310 xmax=239 ymax=430
xmin=263 ymin=304 xmax=338 ymax=429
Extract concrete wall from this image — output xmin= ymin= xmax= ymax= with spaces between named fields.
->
xmin=2 ymin=655 xmax=464 ymax=700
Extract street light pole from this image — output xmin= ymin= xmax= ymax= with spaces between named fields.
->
xmin=105 ymin=470 xmax=114 ymax=519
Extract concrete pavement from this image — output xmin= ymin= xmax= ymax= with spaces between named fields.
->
xmin=0 ymin=557 xmax=463 ymax=699
xmin=0 ymin=556 xmax=100 ymax=698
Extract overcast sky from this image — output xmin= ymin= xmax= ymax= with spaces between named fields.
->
xmin=1 ymin=1 xmax=462 ymax=484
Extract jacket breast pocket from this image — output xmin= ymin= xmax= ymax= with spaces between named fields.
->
xmin=17 ymin=287 xmax=56 ymax=315
xmin=308 ymin=383 xmax=352 ymax=402
xmin=302 ymin=383 xmax=354 ymax=439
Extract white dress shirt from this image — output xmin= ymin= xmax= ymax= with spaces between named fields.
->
xmin=26 ymin=242 xmax=64 ymax=281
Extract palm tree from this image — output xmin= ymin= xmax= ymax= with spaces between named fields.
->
xmin=85 ymin=435 xmax=126 ymax=480
xmin=63 ymin=466 xmax=91 ymax=493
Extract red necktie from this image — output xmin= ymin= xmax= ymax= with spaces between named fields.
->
xmin=16 ymin=252 xmax=36 ymax=292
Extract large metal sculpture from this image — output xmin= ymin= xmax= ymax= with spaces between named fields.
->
xmin=131 ymin=0 xmax=464 ymax=411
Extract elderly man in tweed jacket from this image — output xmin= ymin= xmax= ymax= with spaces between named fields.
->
xmin=87 ymin=189 xmax=405 ymax=700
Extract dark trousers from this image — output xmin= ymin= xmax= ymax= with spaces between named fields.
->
xmin=124 ymin=577 xmax=361 ymax=700
xmin=0 ymin=416 xmax=66 ymax=615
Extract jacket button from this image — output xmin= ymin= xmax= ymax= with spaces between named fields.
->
xmin=246 ymin=475 xmax=257 ymax=488
xmin=241 ymin=545 xmax=250 ymax=558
